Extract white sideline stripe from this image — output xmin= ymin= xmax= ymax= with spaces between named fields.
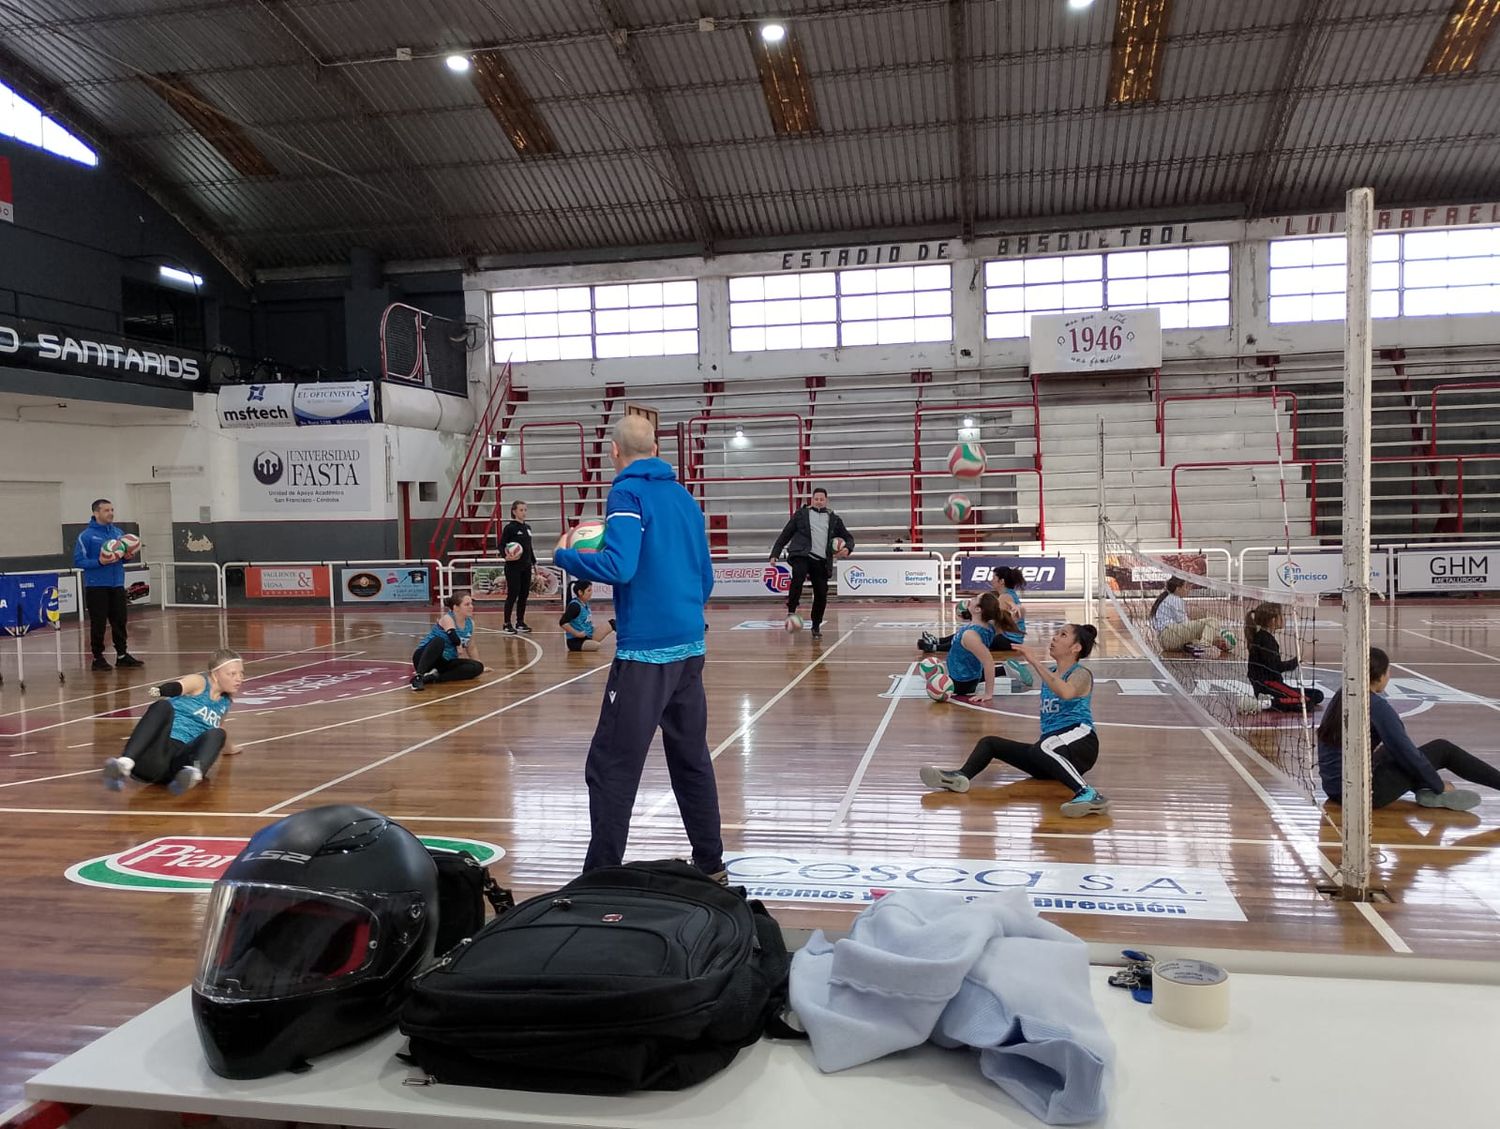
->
xmin=826 ymin=659 xmax=913 ymax=830
xmin=0 ymin=769 xmax=99 ymax=790
xmin=1396 ymin=626 xmax=1500 ymax=665
xmin=1202 ymin=728 xmax=1411 ymax=955
xmin=640 ymin=620 xmax=865 ymax=822
xmin=236 ymin=636 xmax=545 ymax=749
xmin=258 ymin=664 xmax=609 ymax=815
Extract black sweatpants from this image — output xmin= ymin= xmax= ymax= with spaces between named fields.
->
xmin=1253 ymin=677 xmax=1326 ymax=713
xmin=1371 ymin=739 xmax=1500 ymax=808
xmin=122 ymin=698 xmax=226 ymax=784
xmin=786 ymin=554 xmax=830 ymax=626
xmin=85 ymin=585 xmax=128 ymax=659
xmin=504 ymin=562 xmax=532 ymax=626
xmin=411 ymin=640 xmax=484 ymax=683
xmin=582 ymin=654 xmax=723 ymax=874
xmin=958 ymin=726 xmax=1100 ymax=796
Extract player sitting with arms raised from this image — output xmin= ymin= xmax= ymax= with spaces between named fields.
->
xmin=102 ymin=649 xmax=244 ymax=795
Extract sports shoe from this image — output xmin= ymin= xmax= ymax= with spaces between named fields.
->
xmin=609 ymin=618 xmax=617 ymax=631
xmin=811 ymin=624 xmax=822 ymax=639
xmin=410 ymin=674 xmax=426 ymax=692
xmin=516 ymin=623 xmax=533 ymax=634
xmin=503 ymin=623 xmax=516 ymax=634
xmin=1006 ymin=658 xmax=1034 ymax=687
xmin=1061 ymin=787 xmax=1111 ymax=817
xmin=169 ymin=765 xmax=203 ymax=796
xmin=91 ymin=657 xmax=113 ymax=672
xmin=115 ymin=654 xmax=144 ymax=668
xmin=102 ymin=756 xmax=134 ymax=791
xmin=919 ymin=765 xmax=970 ymax=793
xmin=1415 ymin=787 xmax=1481 ymax=811
xmin=918 ymin=639 xmax=938 ymax=653
xmin=920 ymin=631 xmax=939 ymax=649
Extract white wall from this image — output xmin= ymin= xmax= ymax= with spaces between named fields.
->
xmin=465 ymin=209 xmax=1500 ymax=390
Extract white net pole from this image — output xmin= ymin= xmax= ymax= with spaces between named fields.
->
xmin=1096 ymin=418 xmax=1107 ymax=626
xmin=1341 ymin=187 xmax=1375 ymax=899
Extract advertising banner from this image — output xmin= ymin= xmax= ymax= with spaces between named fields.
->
xmin=339 ymin=566 xmax=432 ymax=603
xmin=959 ymin=555 xmax=1067 ymax=593
xmin=711 ymin=561 xmax=794 ymax=598
xmin=218 ymin=383 xmax=295 ymax=428
xmin=124 ymin=564 xmax=157 ymax=607
xmin=293 ymin=381 xmax=375 ymax=426
xmin=0 ymin=312 xmax=205 ymax=390
xmin=1266 ymin=551 xmax=1389 ymax=596
xmin=1029 ymin=307 xmax=1162 ymax=374
xmin=1104 ymin=551 xmax=1206 ymax=592
xmin=245 ymin=566 xmax=331 ymax=600
xmin=835 ymin=558 xmax=942 ymax=597
xmin=237 ymin=439 xmax=372 ymax=516
xmin=0 ymin=156 xmax=12 ymax=224
xmin=472 ymin=564 xmax=565 ymax=602
xmin=1396 ymin=549 xmax=1498 ymax=594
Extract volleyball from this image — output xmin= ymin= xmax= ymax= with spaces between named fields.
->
xmin=832 ymin=536 xmax=847 ymax=553
xmin=925 ymin=671 xmax=953 ymax=702
xmin=121 ymin=534 xmax=141 ymax=555
xmin=917 ymin=657 xmax=941 ymax=679
xmin=943 ymin=493 xmax=972 ymax=522
xmin=569 ymin=521 xmax=606 ymax=552
xmin=786 ymin=614 xmax=804 ymax=632
xmin=503 ymin=541 xmax=523 ymax=561
xmin=947 ymin=442 xmax=986 ymax=479
xmin=100 ymin=538 xmax=126 ymax=562
xmin=1218 ymin=628 xmax=1238 ymax=649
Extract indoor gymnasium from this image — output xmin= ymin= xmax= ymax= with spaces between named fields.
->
xmin=2 ymin=2 xmax=1499 ymax=1127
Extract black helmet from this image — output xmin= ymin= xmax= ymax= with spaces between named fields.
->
xmin=191 ymin=804 xmax=439 ymax=1078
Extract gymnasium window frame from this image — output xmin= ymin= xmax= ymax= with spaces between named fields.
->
xmin=983 ymin=245 xmax=1232 ymax=339
xmin=1267 ymin=228 xmax=1500 ymax=323
xmin=728 ymin=263 xmax=953 ymax=352
xmin=0 ymin=80 xmax=98 ymax=167
xmin=489 ymin=280 xmax=699 ymax=363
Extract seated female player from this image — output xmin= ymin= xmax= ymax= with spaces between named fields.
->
xmin=411 ymin=591 xmax=484 ymax=691
xmin=560 ymin=580 xmax=616 ymax=652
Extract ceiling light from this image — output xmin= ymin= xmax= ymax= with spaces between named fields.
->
xmin=445 ymin=54 xmax=471 ymax=73
xmin=962 ymin=417 xmax=975 ymax=428
xmin=1068 ymin=0 xmax=1096 ymax=10
xmin=159 ymin=265 xmax=203 ymax=288
xmin=760 ymin=22 xmax=786 ymax=43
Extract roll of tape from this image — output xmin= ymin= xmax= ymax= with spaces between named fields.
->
xmin=1150 ymin=959 xmax=1230 ymax=1030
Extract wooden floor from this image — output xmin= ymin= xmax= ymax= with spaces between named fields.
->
xmin=1 ymin=597 xmax=1498 ymax=1107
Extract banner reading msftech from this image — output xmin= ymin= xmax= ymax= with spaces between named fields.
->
xmin=238 ymin=439 xmax=372 ymax=516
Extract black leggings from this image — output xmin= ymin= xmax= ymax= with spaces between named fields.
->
xmin=958 ymin=727 xmax=1100 ymax=796
xmin=1371 ymin=739 xmax=1500 ymax=808
xmin=412 ymin=640 xmax=484 ymax=683
xmin=1253 ymin=678 xmax=1326 ymax=714
xmin=504 ymin=562 xmax=531 ymax=626
xmin=122 ymin=698 xmax=226 ymax=784
xmin=787 ymin=555 xmax=830 ymax=626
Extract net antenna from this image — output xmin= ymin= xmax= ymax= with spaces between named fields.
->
xmin=1339 ymin=188 xmax=1376 ymax=900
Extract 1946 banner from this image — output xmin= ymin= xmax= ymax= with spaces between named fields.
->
xmin=1029 ymin=308 xmax=1162 ymax=374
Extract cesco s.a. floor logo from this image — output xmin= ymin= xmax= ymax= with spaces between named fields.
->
xmin=66 ymin=834 xmax=504 ymax=891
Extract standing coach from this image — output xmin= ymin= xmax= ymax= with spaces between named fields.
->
xmin=73 ymin=498 xmax=144 ymax=672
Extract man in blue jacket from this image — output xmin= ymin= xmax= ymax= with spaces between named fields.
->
xmin=554 ymin=414 xmax=724 ymax=877
xmin=73 ymin=498 xmax=144 ymax=672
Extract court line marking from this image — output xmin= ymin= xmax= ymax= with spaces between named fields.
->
xmin=0 ymin=769 xmax=100 ymax=790
xmin=8 ymin=751 xmax=41 ymax=758
xmin=1397 ymin=626 xmax=1500 ymax=664
xmin=1202 ymin=727 xmax=1412 ymax=955
xmin=258 ymin=663 xmax=609 ymax=815
xmin=639 ymin=620 xmax=866 ymax=822
xmin=1390 ymin=661 xmax=1500 ymax=715
xmin=0 ymin=654 xmax=372 ymax=737
xmin=945 ymin=693 xmax=1208 ymax=731
xmin=826 ymin=661 xmax=914 ymax=830
xmin=0 ymin=641 xmax=365 ymax=720
xmin=235 ymin=636 xmax=546 ymax=749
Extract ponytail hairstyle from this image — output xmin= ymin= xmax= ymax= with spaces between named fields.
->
xmin=444 ymin=590 xmax=471 ymax=611
xmin=1316 ymin=647 xmax=1389 ymax=748
xmin=1150 ymin=576 xmax=1187 ymax=618
xmin=1068 ymin=624 xmax=1098 ymax=660
xmin=998 ymin=566 xmax=1027 ymax=591
xmin=973 ymin=590 xmax=1018 ymax=637
xmin=1245 ymin=601 xmax=1282 ymax=641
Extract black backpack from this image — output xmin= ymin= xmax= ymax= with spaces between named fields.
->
xmin=398 ymin=860 xmax=798 ymax=1094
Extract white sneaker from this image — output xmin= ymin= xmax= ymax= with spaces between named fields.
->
xmin=102 ymin=756 xmax=134 ymax=791
xmin=169 ymin=765 xmax=203 ymax=796
xmin=919 ymin=765 xmax=970 ymax=793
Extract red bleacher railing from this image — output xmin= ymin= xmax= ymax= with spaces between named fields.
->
xmin=429 ymin=362 xmax=513 ymax=561
xmin=1429 ymin=381 xmax=1500 ymax=456
xmin=1168 ymin=454 xmax=1499 ymax=546
xmin=1156 ymin=390 xmax=1299 ymax=466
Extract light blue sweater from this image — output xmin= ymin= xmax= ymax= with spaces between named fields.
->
xmin=789 ymin=889 xmax=1114 ymax=1125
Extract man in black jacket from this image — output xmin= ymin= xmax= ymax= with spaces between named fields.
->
xmin=769 ymin=487 xmax=854 ymax=639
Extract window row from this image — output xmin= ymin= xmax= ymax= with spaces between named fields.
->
xmin=0 ymin=81 xmax=97 ymax=166
xmin=490 ymin=282 xmax=700 ymax=361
